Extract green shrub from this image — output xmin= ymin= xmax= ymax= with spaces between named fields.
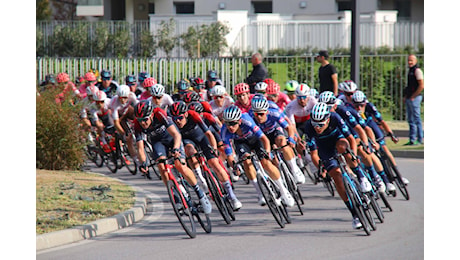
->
xmin=36 ymin=87 xmax=86 ymax=170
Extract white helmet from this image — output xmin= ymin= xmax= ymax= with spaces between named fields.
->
xmin=254 ymin=82 xmax=268 ymax=92
xmin=117 ymin=85 xmax=130 ymax=97
xmin=251 ymin=97 xmax=269 ymax=112
xmin=86 ymin=85 xmax=99 ymax=98
xmin=352 ymin=90 xmax=367 ymax=104
xmin=295 ymin=83 xmax=310 ymax=96
xmin=342 ymin=80 xmax=358 ymax=93
xmin=212 ymin=85 xmax=227 ymax=96
xmin=311 ymin=102 xmax=331 ymax=122
xmin=93 ymin=90 xmax=107 ymax=102
xmin=222 ymin=105 xmax=242 ymax=122
xmin=150 ymin=84 xmax=165 ymax=97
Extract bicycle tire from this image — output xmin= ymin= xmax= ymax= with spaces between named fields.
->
xmin=269 ymin=177 xmax=292 ymax=224
xmin=205 ymin=171 xmax=231 ymax=224
xmin=378 ymin=191 xmax=393 ymax=212
xmin=279 ymin=160 xmax=303 ymax=215
xmin=144 ymin=143 xmax=161 ymax=180
xmin=360 ymin=191 xmax=377 ymax=231
xmin=215 ymin=176 xmax=236 ymax=220
xmin=104 ymin=152 xmax=118 ymax=173
xmin=387 ymin=159 xmax=410 ymax=200
xmin=369 ymin=192 xmax=384 ymax=223
xmin=88 ymin=146 xmax=104 ymax=167
xmin=303 ymin=164 xmax=317 ymax=185
xmin=182 ymin=178 xmax=212 ymax=234
xmin=120 ymin=143 xmax=138 ymax=175
xmin=166 ymin=180 xmax=196 ymax=238
xmin=344 ymin=179 xmax=371 ymax=236
xmin=323 ymin=173 xmax=335 ymax=197
xmin=257 ymin=173 xmax=285 ymax=228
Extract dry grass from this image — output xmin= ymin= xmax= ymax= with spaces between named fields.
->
xmin=36 ymin=169 xmax=135 ymax=234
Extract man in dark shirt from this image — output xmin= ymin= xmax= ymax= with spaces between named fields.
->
xmin=317 ymin=50 xmax=338 ymax=96
xmin=245 ymin=53 xmax=268 ymax=94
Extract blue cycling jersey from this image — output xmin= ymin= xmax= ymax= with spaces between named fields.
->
xmin=360 ymin=102 xmax=386 ymax=142
xmin=220 ymin=113 xmax=265 ymax=156
xmin=248 ymin=108 xmax=289 ymax=135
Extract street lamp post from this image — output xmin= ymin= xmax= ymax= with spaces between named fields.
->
xmin=351 ymin=0 xmax=360 ymax=86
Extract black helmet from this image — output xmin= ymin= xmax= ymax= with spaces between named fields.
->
xmin=100 ymin=69 xmax=111 ymax=79
xmin=138 ymin=72 xmax=150 ymax=82
xmin=187 ymin=102 xmax=204 ymax=113
xmin=169 ymin=101 xmax=188 ymax=116
xmin=134 ymin=100 xmax=154 ymax=119
xmin=176 ymin=79 xmax=190 ymax=91
xmin=183 ymin=91 xmax=201 ymax=103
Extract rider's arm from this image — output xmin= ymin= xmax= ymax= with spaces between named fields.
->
xmin=166 ymin=124 xmax=182 ymax=150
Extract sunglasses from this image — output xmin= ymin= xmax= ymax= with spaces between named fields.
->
xmin=214 ymin=96 xmax=224 ymax=99
xmin=137 ymin=117 xmax=150 ymax=122
xmin=173 ymin=115 xmax=185 ymax=121
xmin=255 ymin=112 xmax=266 ymax=116
xmin=225 ymin=120 xmax=239 ymax=126
xmin=127 ymin=83 xmax=136 ymax=86
xmin=297 ymin=96 xmax=308 ymax=100
xmin=152 ymin=95 xmax=163 ymax=99
xmin=312 ymin=119 xmax=329 ymax=128
xmin=102 ymin=77 xmax=111 ymax=81
xmin=354 ymin=103 xmax=366 ymax=108
xmin=345 ymin=92 xmax=354 ymax=96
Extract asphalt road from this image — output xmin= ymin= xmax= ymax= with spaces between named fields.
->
xmin=37 ymin=158 xmax=423 ymax=260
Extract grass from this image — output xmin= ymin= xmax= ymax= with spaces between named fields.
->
xmin=385 ymin=137 xmax=424 ymax=151
xmin=36 ymin=169 xmax=135 ymax=235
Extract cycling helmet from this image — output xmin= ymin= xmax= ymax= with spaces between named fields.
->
xmin=143 ymin=77 xmax=156 ymax=88
xmin=251 ymin=97 xmax=269 ymax=112
xmin=93 ymin=90 xmax=107 ymax=102
xmin=56 ymin=72 xmax=70 ymax=83
xmin=342 ymin=80 xmax=358 ymax=93
xmin=125 ymin=75 xmax=136 ymax=85
xmin=352 ymin=91 xmax=367 ymax=104
xmin=254 ymin=82 xmax=268 ymax=92
xmin=309 ymin=88 xmax=319 ymax=98
xmin=295 ymin=83 xmax=310 ymax=96
xmin=150 ymin=84 xmax=165 ymax=97
xmin=266 ymin=82 xmax=280 ymax=95
xmin=311 ymin=103 xmax=331 ymax=122
xmin=183 ymin=91 xmax=201 ymax=103
xmin=116 ymin=85 xmax=130 ymax=97
xmin=100 ymin=69 xmax=111 ymax=79
xmin=285 ymin=80 xmax=299 ymax=93
xmin=138 ymin=72 xmax=150 ymax=82
xmin=222 ymin=105 xmax=242 ymax=122
xmin=318 ymin=91 xmax=336 ymax=105
xmin=176 ymin=79 xmax=190 ymax=91
xmin=207 ymin=70 xmax=218 ymax=81
xmin=188 ymin=101 xmax=204 ymax=113
xmin=45 ymin=74 xmax=56 ymax=84
xmin=263 ymin=78 xmax=275 ymax=85
xmin=86 ymin=85 xmax=99 ymax=98
xmin=191 ymin=77 xmax=204 ymax=88
xmin=212 ymin=85 xmax=227 ymax=96
xmin=169 ymin=101 xmax=188 ymax=116
xmin=134 ymin=100 xmax=154 ymax=119
xmin=338 ymin=82 xmax=348 ymax=92
xmin=234 ymin=83 xmax=250 ymax=95
xmin=84 ymin=72 xmax=96 ymax=82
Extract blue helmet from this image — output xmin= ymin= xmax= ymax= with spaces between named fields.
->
xmin=223 ymin=105 xmax=242 ymax=122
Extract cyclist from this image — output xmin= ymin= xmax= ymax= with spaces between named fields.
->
xmin=138 ymin=77 xmax=157 ymax=100
xmin=265 ymin=81 xmax=291 ymax=110
xmin=337 ymin=80 xmax=358 ymax=105
xmin=351 ymin=91 xmax=410 ymax=185
xmin=204 ymin=70 xmax=223 ymax=92
xmin=318 ymin=91 xmax=389 ymax=193
xmin=137 ymin=71 xmax=151 ymax=96
xmin=209 ymin=85 xmax=234 ymax=122
xmin=90 ymin=90 xmax=116 ymax=153
xmin=133 ymin=100 xmax=212 ymax=214
xmin=190 ymin=77 xmax=209 ymax=101
xmin=285 ymin=80 xmax=299 ymax=101
xmin=305 ymin=102 xmax=371 ymax=229
xmin=110 ymin=85 xmax=139 ymax=166
xmin=125 ymin=75 xmax=137 ymax=94
xmin=96 ymin=69 xmax=119 ymax=98
xmin=149 ymin=83 xmax=174 ymax=110
xmin=78 ymin=72 xmax=98 ymax=99
xmin=221 ymin=105 xmax=295 ymax=207
xmin=250 ymin=98 xmax=305 ymax=184
xmin=233 ymin=83 xmax=254 ymax=113
xmin=169 ymin=101 xmax=243 ymax=210
xmin=172 ymin=79 xmax=191 ymax=101
xmin=39 ymin=74 xmax=56 ymax=92
xmin=80 ymin=85 xmax=99 ymax=132
xmin=55 ymin=72 xmax=80 ymax=104
xmin=254 ymin=81 xmax=268 ymax=96
xmin=183 ymin=91 xmax=213 ymax=115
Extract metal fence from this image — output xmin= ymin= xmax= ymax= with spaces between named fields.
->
xmin=36 ymin=54 xmax=423 ymax=120
xmin=37 ymin=20 xmax=423 ymax=58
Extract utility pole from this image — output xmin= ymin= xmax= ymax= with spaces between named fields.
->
xmin=351 ymin=0 xmax=360 ymax=85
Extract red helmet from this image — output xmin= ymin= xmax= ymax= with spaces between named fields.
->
xmin=191 ymin=77 xmax=205 ymax=87
xmin=187 ymin=102 xmax=204 ymax=113
xmin=263 ymin=78 xmax=275 ymax=85
xmin=134 ymin=100 xmax=154 ymax=119
xmin=266 ymin=82 xmax=280 ymax=95
xmin=233 ymin=83 xmax=249 ymax=95
xmin=56 ymin=72 xmax=70 ymax=83
xmin=84 ymin=72 xmax=96 ymax=82
xmin=169 ymin=101 xmax=188 ymax=116
xmin=183 ymin=91 xmax=201 ymax=103
xmin=143 ymin=77 xmax=157 ymax=88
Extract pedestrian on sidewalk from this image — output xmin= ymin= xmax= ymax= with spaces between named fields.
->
xmin=403 ymin=54 xmax=424 ymax=145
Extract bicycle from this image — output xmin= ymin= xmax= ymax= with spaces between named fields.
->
xmin=334 ymin=152 xmax=374 ymax=236
xmin=316 ymin=161 xmax=336 ymax=197
xmin=160 ymin=154 xmax=212 ymax=238
xmin=294 ymin=141 xmax=317 ymax=184
xmin=188 ymin=147 xmax=235 ymax=224
xmin=371 ymin=139 xmax=410 ymax=200
xmin=272 ymin=144 xmax=304 ymax=215
xmin=84 ymin=130 xmax=104 ymax=168
xmin=113 ymin=128 xmax=138 ymax=175
xmin=237 ymin=152 xmax=291 ymax=228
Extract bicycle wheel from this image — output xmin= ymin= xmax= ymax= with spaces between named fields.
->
xmin=279 ymin=161 xmax=303 ymax=215
xmin=369 ymin=192 xmax=384 ymax=223
xmin=387 ymin=160 xmax=410 ymax=200
xmin=144 ymin=143 xmax=161 ymax=180
xmin=269 ymin=177 xmax=292 ymax=224
xmin=323 ymin=173 xmax=335 ymax=197
xmin=166 ymin=180 xmax=196 ymax=238
xmin=343 ymin=178 xmax=371 ymax=236
xmin=120 ymin=142 xmax=137 ymax=175
xmin=378 ymin=191 xmax=393 ymax=212
xmin=183 ymin=178 xmax=212 ymax=234
xmin=359 ymin=191 xmax=377 ymax=231
xmin=205 ymin=171 xmax=231 ymax=224
xmin=88 ymin=145 xmax=104 ymax=167
xmin=104 ymin=152 xmax=118 ymax=173
xmin=257 ymin=173 xmax=285 ymax=228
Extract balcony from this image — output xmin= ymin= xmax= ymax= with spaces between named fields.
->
xmin=76 ymin=0 xmax=104 ymax=16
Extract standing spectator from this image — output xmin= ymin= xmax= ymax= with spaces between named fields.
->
xmin=316 ymin=50 xmax=338 ymax=96
xmin=403 ymin=54 xmax=424 ymax=145
xmin=245 ymin=53 xmax=268 ymax=94
xmin=96 ymin=69 xmax=119 ymax=98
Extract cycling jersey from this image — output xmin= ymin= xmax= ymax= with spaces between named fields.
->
xmin=220 ymin=113 xmax=264 ymax=156
xmin=248 ymin=108 xmax=289 ymax=135
xmin=234 ymin=94 xmax=254 ymax=113
xmin=359 ymin=101 xmax=386 ymax=144
xmin=79 ymin=96 xmax=96 ymax=120
xmin=284 ymin=97 xmax=318 ymax=124
xmin=78 ymin=83 xmax=95 ymax=99
xmin=96 ymin=81 xmax=119 ymax=98
xmin=275 ymin=92 xmax=291 ymax=110
xmin=210 ymin=96 xmax=234 ymax=121
xmin=146 ymin=94 xmax=174 ymax=110
xmin=89 ymin=98 xmax=115 ymax=134
xmin=110 ymin=92 xmax=139 ymax=120
xmin=133 ymin=107 xmax=173 ymax=143
xmin=334 ymin=105 xmax=360 ymax=139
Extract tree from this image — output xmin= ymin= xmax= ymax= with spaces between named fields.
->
xmin=156 ymin=18 xmax=178 ymax=58
xmin=139 ymin=30 xmax=156 ymax=57
xmin=180 ymin=21 xmax=230 ymax=58
xmin=36 ymin=0 xmax=52 ymax=20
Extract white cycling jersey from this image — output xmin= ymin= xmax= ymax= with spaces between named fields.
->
xmin=90 ymin=98 xmax=111 ymax=119
xmin=110 ymin=92 xmax=139 ymax=120
xmin=209 ymin=96 xmax=234 ymax=120
xmin=284 ymin=97 xmax=318 ymax=125
xmin=80 ymin=96 xmax=96 ymax=119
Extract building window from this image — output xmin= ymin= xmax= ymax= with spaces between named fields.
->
xmin=174 ymin=2 xmax=195 ymax=14
xmin=337 ymin=0 xmax=352 ymax=11
xmin=394 ymin=0 xmax=411 ymax=20
xmin=148 ymin=3 xmax=155 ymax=14
xmin=252 ymin=1 xmax=272 ymax=13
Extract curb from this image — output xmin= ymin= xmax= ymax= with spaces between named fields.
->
xmin=36 ymin=187 xmax=147 ymax=252
xmin=390 ymin=150 xmax=424 ymax=159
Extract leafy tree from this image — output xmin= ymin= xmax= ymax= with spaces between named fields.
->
xmin=36 ymin=0 xmax=52 ymax=20
xmin=139 ymin=29 xmax=156 ymax=57
xmin=111 ymin=26 xmax=131 ymax=58
xmin=50 ymin=23 xmax=90 ymax=57
xmin=156 ymin=18 xmax=178 ymax=58
xmin=181 ymin=26 xmax=200 ymax=58
xmin=93 ymin=23 xmax=111 ymax=57
xmin=180 ymin=21 xmax=230 ymax=58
